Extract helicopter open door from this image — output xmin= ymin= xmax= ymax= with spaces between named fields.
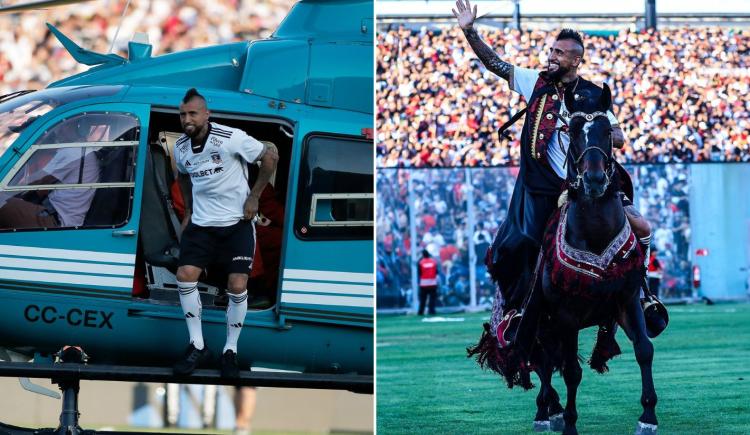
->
xmin=0 ymin=102 xmax=148 ymax=346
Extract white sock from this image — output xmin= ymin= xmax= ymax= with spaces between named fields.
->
xmin=224 ymin=290 xmax=248 ymax=354
xmin=177 ymin=280 xmax=204 ymax=350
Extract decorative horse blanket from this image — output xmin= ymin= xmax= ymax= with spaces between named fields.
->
xmin=539 ymin=202 xmax=645 ymax=299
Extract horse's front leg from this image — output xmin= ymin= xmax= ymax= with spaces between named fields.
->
xmin=560 ymin=329 xmax=582 ymax=435
xmin=533 ymin=365 xmax=551 ymax=432
xmin=618 ymin=293 xmax=658 ymax=434
xmin=533 ymin=356 xmax=564 ymax=432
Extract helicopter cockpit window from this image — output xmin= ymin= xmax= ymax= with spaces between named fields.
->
xmin=0 ymin=86 xmax=123 ymax=156
xmin=0 ymin=112 xmax=138 ymax=231
xmin=295 ymin=134 xmax=373 ymax=240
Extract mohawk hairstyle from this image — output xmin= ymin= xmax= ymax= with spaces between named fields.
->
xmin=556 ymin=28 xmax=584 ymax=53
xmin=182 ymin=87 xmax=206 ymax=104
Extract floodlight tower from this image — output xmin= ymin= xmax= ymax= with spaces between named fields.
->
xmin=645 ymin=0 xmax=657 ymax=30
xmin=512 ymin=0 xmax=521 ymax=30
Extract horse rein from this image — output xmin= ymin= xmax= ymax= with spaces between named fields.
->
xmin=545 ymin=110 xmax=615 ymax=190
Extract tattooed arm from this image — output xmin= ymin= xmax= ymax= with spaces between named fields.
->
xmin=624 ymin=203 xmax=651 ymax=240
xmin=452 ymin=0 xmax=514 ymax=82
xmin=462 ymin=27 xmax=513 ymax=82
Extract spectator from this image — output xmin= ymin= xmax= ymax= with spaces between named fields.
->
xmin=647 ymin=246 xmax=663 ymax=298
xmin=233 ymin=387 xmax=256 ymax=435
xmin=377 ymin=26 xmax=750 ymax=167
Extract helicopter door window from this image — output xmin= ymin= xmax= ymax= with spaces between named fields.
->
xmin=0 ymin=86 xmax=123 ymax=156
xmin=294 ymin=134 xmax=373 ymax=240
xmin=0 ymin=112 xmax=139 ymax=231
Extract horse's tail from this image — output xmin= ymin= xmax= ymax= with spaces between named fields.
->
xmin=588 ymin=324 xmax=622 ymax=373
xmin=466 ymin=323 xmax=534 ymax=390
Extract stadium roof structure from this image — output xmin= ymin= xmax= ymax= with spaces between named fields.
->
xmin=377 ymin=0 xmax=750 ymax=23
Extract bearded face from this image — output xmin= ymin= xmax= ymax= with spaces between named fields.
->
xmin=546 ymin=62 xmax=570 ymax=81
xmin=546 ymin=39 xmax=583 ymax=80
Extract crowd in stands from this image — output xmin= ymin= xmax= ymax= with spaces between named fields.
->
xmin=0 ymin=0 xmax=293 ymax=94
xmin=377 ymin=164 xmax=694 ymax=310
xmin=633 ymin=164 xmax=692 ymax=296
xmin=377 ymin=26 xmax=750 ymax=167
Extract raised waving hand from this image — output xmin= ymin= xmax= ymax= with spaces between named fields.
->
xmin=452 ymin=0 xmax=477 ymax=30
xmin=453 ymin=0 xmax=514 ymax=82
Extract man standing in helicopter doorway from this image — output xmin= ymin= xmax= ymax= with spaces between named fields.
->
xmin=173 ymin=88 xmax=279 ymax=378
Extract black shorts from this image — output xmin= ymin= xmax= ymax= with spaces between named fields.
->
xmin=178 ymin=220 xmax=256 ymax=274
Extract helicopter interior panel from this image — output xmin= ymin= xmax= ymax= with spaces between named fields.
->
xmin=136 ymin=110 xmax=293 ymax=311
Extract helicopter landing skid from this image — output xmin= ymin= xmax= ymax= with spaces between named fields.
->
xmin=0 ymin=377 xmax=155 ymax=435
xmin=0 ymin=375 xmax=204 ymax=435
xmin=0 ymin=357 xmax=372 ymax=433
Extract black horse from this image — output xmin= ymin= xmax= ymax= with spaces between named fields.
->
xmin=469 ymin=84 xmax=658 ymax=435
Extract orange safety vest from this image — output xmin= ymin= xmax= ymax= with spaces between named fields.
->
xmin=418 ymin=257 xmax=438 ymax=287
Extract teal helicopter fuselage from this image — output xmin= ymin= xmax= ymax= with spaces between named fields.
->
xmin=0 ymin=0 xmax=373 ymax=379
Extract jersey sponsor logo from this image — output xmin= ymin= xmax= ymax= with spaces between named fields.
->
xmin=188 ymin=158 xmax=210 ymax=166
xmin=211 ymin=152 xmax=223 ymax=164
xmin=189 ymin=166 xmax=224 ymax=178
xmin=210 ymin=136 xmax=225 ymax=146
xmin=232 ymin=256 xmax=252 ymax=262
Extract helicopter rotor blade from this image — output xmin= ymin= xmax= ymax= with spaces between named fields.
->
xmin=0 ymin=0 xmax=95 ymax=14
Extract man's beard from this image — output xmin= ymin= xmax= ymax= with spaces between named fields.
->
xmin=183 ymin=123 xmax=205 ymax=138
xmin=546 ymin=64 xmax=570 ymax=81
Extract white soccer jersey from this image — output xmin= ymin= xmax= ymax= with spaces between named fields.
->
xmin=174 ymin=122 xmax=266 ymax=227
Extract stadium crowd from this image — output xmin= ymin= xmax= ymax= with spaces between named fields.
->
xmin=377 ymin=26 xmax=750 ymax=167
xmin=377 ymin=165 xmax=694 ymax=309
xmin=377 ymin=167 xmax=517 ymax=309
xmin=0 ymin=0 xmax=293 ymax=94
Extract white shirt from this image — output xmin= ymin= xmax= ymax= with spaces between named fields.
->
xmin=45 ymin=147 xmax=99 ymax=227
xmin=175 ymin=122 xmax=265 ymax=227
xmin=512 ymin=66 xmax=620 ymax=179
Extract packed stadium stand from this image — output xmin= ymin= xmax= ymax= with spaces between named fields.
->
xmin=0 ymin=0 xmax=294 ymax=95
xmin=377 ymin=25 xmax=750 ymax=167
xmin=377 ymin=164 xmax=697 ymax=310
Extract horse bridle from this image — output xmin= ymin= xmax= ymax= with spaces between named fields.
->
xmin=547 ymin=110 xmax=615 ymax=191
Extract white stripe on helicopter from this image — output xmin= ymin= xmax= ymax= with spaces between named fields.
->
xmin=0 ymin=245 xmax=134 ymax=264
xmin=281 ymin=280 xmax=372 ymax=296
xmin=0 ymin=257 xmax=133 ymax=277
xmin=281 ymin=292 xmax=373 ymax=308
xmin=282 ymin=269 xmax=372 ymax=284
xmin=0 ymin=268 xmax=133 ymax=289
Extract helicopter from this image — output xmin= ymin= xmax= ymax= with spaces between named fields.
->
xmin=0 ymin=0 xmax=374 ymax=432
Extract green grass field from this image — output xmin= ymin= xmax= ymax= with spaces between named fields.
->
xmin=377 ymin=303 xmax=750 ymax=434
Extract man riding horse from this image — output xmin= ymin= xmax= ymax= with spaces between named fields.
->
xmin=452 ymin=1 xmax=665 ymax=352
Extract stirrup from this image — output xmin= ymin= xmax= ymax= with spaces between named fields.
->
xmin=496 ymin=309 xmax=523 ymax=348
xmin=641 ymin=295 xmax=669 ymax=338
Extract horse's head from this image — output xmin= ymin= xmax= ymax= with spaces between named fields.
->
xmin=564 ymin=83 xmax=615 ymax=199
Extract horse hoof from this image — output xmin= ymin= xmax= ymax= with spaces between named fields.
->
xmin=533 ymin=420 xmax=550 ymax=432
xmin=635 ymin=421 xmax=658 ymax=435
xmin=549 ymin=413 xmax=565 ymax=432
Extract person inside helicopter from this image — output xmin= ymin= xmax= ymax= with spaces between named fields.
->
xmin=0 ymin=119 xmax=100 ymax=229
